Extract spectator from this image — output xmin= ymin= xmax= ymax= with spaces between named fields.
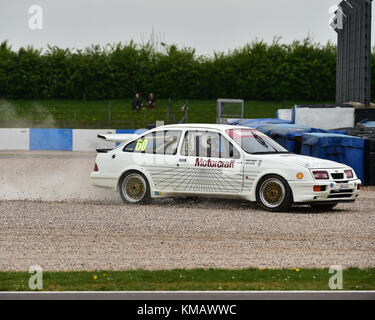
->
xmin=132 ymin=93 xmax=142 ymax=112
xmin=146 ymin=93 xmax=156 ymax=109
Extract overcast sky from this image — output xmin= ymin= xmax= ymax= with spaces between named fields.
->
xmin=0 ymin=0 xmax=373 ymax=55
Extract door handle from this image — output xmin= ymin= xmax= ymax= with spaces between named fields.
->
xmin=178 ymin=159 xmax=186 ymax=162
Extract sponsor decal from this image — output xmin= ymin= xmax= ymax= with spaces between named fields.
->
xmin=195 ymin=158 xmax=235 ymax=168
xmin=227 ymin=129 xmax=266 ymax=139
xmin=245 ymin=159 xmax=257 ymax=166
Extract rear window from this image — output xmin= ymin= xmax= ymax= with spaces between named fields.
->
xmin=226 ymin=129 xmax=288 ymax=154
xmin=123 ymin=130 xmax=181 ymax=155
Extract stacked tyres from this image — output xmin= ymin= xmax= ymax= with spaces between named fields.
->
xmin=355 ymin=108 xmax=375 ymax=125
xmin=364 ymin=136 xmax=375 ymax=185
xmin=342 ymin=127 xmax=375 ymax=137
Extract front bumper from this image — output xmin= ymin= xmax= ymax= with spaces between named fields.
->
xmin=289 ymin=179 xmax=361 ymax=203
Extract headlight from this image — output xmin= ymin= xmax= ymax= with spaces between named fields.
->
xmin=344 ymin=169 xmax=353 ymax=179
xmin=312 ymin=170 xmax=329 ymax=179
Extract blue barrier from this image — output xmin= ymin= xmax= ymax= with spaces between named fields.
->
xmin=115 ymin=129 xmax=137 ymax=134
xmin=301 ymin=133 xmax=365 ymax=183
xmin=256 ymin=124 xmax=311 ymax=152
xmin=30 ymin=129 xmax=73 ymax=151
xmin=233 ymin=118 xmax=291 ymax=126
xmin=255 ymin=124 xmax=348 ymax=153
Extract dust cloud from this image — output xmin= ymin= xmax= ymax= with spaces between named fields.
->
xmin=0 ymin=151 xmax=121 ymax=203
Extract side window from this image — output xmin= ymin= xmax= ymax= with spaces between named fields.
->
xmin=157 ymin=130 xmax=182 ymax=155
xmin=123 ymin=130 xmax=181 ymax=155
xmin=123 ymin=140 xmax=137 ymax=152
xmin=182 ymin=130 xmax=240 ymax=159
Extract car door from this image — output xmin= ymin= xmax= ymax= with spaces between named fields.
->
xmin=119 ymin=130 xmax=182 ymax=193
xmin=175 ymin=129 xmax=244 ymax=194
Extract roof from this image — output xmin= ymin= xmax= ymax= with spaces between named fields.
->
xmin=152 ymin=123 xmax=251 ymax=132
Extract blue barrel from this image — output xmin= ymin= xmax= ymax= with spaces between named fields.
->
xmin=301 ymin=132 xmax=365 ymax=183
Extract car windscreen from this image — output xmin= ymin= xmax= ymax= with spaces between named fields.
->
xmin=226 ymin=128 xmax=289 ymax=154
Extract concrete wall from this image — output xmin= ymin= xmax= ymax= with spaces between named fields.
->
xmin=276 ymin=109 xmax=292 ymax=121
xmin=73 ymin=129 xmax=116 ymax=151
xmin=0 ymin=128 xmax=136 ymax=151
xmin=293 ymin=107 xmax=355 ymax=130
xmin=0 ymin=128 xmax=30 ymax=150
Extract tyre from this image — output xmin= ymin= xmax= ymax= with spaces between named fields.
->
xmin=367 ymin=138 xmax=375 ymax=152
xmin=256 ymin=175 xmax=293 ymax=212
xmin=119 ymin=171 xmax=151 ymax=204
xmin=309 ymin=203 xmax=338 ymax=210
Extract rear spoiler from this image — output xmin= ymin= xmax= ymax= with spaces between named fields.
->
xmin=97 ymin=133 xmax=138 ymax=143
xmin=96 ymin=148 xmax=113 ymax=153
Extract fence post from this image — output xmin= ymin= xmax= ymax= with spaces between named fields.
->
xmin=185 ymin=99 xmax=188 ymax=123
xmin=108 ymin=101 xmax=112 ymax=128
xmin=167 ymin=98 xmax=171 ymax=124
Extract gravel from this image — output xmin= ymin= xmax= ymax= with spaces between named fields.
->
xmin=0 ymin=151 xmax=374 ymax=271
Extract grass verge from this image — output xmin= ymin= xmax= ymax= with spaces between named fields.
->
xmin=0 ymin=99 xmax=332 ymax=129
xmin=0 ymin=268 xmax=374 ymax=291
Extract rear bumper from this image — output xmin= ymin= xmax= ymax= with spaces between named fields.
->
xmin=289 ymin=179 xmax=361 ymax=203
xmin=90 ymin=172 xmax=118 ymax=189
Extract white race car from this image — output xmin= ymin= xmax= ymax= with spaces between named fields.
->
xmin=90 ymin=124 xmax=361 ymax=211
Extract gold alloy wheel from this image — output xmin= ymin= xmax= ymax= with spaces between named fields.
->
xmin=259 ymin=178 xmax=286 ymax=208
xmin=122 ymin=173 xmax=147 ymax=203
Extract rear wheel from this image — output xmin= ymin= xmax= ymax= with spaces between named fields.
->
xmin=119 ymin=172 xmax=151 ymax=204
xmin=309 ymin=203 xmax=338 ymax=210
xmin=256 ymin=175 xmax=293 ymax=212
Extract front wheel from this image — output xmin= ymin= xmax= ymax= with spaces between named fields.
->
xmin=309 ymin=203 xmax=338 ymax=210
xmin=119 ymin=171 xmax=151 ymax=204
xmin=256 ymin=175 xmax=293 ymax=212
